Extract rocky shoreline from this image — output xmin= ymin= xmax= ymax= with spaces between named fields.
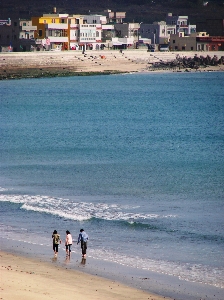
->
xmin=148 ymin=54 xmax=224 ymax=72
xmin=0 ymin=67 xmax=123 ymax=80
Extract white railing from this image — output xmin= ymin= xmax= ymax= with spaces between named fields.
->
xmin=49 ymin=37 xmax=68 ymax=42
xmin=46 ymin=23 xmax=68 ymax=30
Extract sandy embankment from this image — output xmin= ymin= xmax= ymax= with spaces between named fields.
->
xmin=0 ymin=50 xmax=224 ymax=79
xmin=0 ymin=251 xmax=171 ymax=300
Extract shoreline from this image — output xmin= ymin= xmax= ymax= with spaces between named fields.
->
xmin=1 ymin=235 xmax=224 ymax=300
xmin=0 ymin=250 xmax=170 ymax=300
xmin=0 ymin=50 xmax=223 ymax=80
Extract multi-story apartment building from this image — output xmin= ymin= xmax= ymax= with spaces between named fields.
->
xmin=114 ymin=23 xmax=139 ymax=39
xmin=166 ymin=13 xmax=196 ymax=35
xmin=78 ymin=14 xmax=106 ymax=50
xmin=140 ymin=21 xmax=168 ymax=45
xmin=0 ymin=18 xmax=36 ymax=52
xmin=32 ymin=9 xmax=69 ymax=51
xmin=69 ymin=15 xmax=83 ymax=50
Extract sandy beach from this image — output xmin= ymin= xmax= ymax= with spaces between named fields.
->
xmin=0 ymin=49 xmax=224 ymax=79
xmin=1 ymin=251 xmax=171 ymax=300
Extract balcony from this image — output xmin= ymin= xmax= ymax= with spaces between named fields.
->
xmin=20 ymin=25 xmax=37 ymax=31
xmin=48 ymin=37 xmax=68 ymax=43
xmin=46 ymin=23 xmax=68 ymax=30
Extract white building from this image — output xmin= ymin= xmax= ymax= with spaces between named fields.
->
xmin=166 ymin=13 xmax=196 ymax=35
xmin=19 ymin=20 xmax=37 ymax=40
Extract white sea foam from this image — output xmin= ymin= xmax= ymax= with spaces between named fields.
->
xmin=0 ymin=194 xmax=177 ymax=222
xmin=88 ymin=248 xmax=224 ymax=289
xmin=0 ymin=187 xmax=9 ymax=192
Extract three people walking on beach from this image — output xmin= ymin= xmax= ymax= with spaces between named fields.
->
xmin=77 ymin=229 xmax=89 ymax=258
xmin=52 ymin=228 xmax=89 ymax=258
xmin=52 ymin=230 xmax=61 ymax=257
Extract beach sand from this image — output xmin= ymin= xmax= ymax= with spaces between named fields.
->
xmin=0 ymin=251 xmax=171 ymax=300
xmin=0 ymin=50 xmax=223 ymax=79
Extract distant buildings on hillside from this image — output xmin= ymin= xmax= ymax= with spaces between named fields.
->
xmin=0 ymin=8 xmax=223 ymax=52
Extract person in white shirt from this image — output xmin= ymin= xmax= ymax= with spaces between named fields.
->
xmin=65 ymin=230 xmax=72 ymax=256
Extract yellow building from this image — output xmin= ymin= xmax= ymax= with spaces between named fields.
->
xmin=32 ymin=8 xmax=69 ymax=50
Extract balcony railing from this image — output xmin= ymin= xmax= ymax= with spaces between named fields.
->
xmin=46 ymin=23 xmax=68 ymax=30
xmin=20 ymin=25 xmax=37 ymax=31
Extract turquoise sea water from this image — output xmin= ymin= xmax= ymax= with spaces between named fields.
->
xmin=0 ymin=72 xmax=224 ymax=299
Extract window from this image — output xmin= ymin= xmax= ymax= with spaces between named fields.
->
xmin=191 ymin=47 xmax=193 ymax=50
xmin=52 ymin=19 xmax=55 ymax=23
xmin=14 ymin=22 xmax=17 ymax=26
xmin=23 ymin=22 xmax=26 ymax=26
xmin=96 ymin=31 xmax=99 ymax=37
xmin=182 ymin=46 xmax=185 ymax=50
xmin=173 ymin=40 xmax=175 ymax=43
xmin=61 ymin=19 xmax=65 ymax=23
xmin=39 ymin=29 xmax=42 ymax=37
xmin=44 ymin=20 xmax=46 ymax=24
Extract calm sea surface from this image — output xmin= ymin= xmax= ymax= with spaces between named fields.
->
xmin=0 ymin=72 xmax=224 ymax=297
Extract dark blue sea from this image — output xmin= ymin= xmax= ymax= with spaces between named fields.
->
xmin=0 ymin=72 xmax=224 ymax=299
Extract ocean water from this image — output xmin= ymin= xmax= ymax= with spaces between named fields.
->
xmin=0 ymin=72 xmax=224 ymax=298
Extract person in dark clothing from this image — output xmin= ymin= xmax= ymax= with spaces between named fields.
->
xmin=77 ymin=229 xmax=89 ymax=257
xmin=52 ymin=229 xmax=61 ymax=257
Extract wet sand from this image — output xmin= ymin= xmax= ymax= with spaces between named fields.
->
xmin=1 ymin=251 xmax=171 ymax=300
